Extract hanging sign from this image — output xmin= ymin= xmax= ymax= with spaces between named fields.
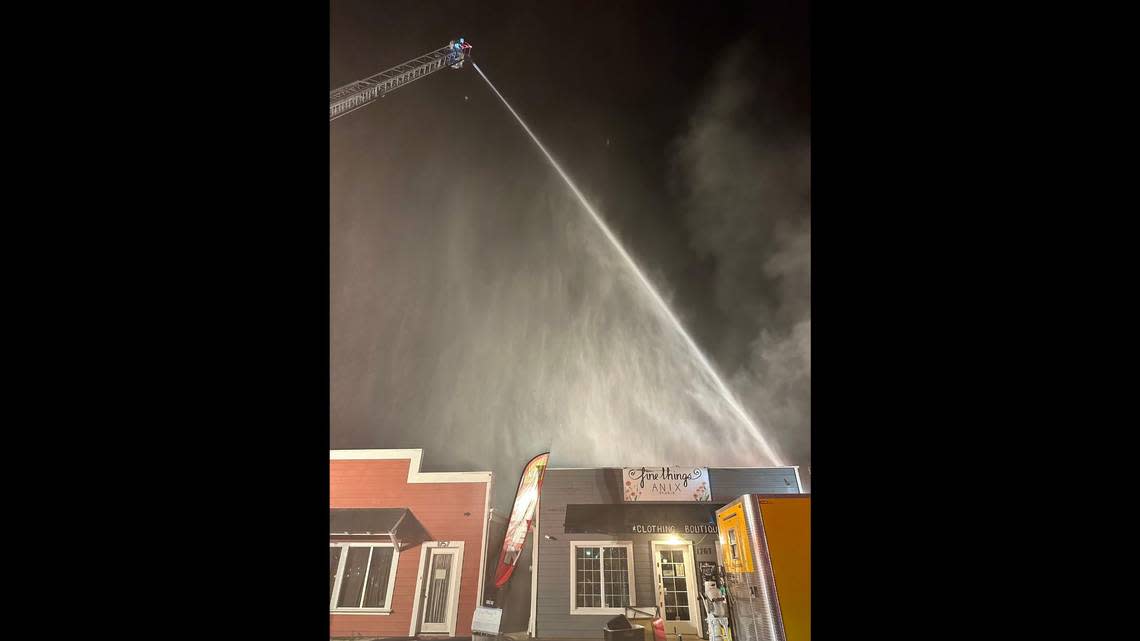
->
xmin=623 ymin=467 xmax=711 ymax=501
xmin=699 ymin=562 xmax=717 ymax=581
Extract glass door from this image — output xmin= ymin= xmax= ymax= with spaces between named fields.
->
xmin=653 ymin=542 xmax=700 ymax=636
xmin=420 ymin=547 xmax=460 ymax=633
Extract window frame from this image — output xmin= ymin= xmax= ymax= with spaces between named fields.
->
xmin=329 ymin=541 xmax=400 ymax=615
xmin=569 ymin=540 xmax=636 ymax=615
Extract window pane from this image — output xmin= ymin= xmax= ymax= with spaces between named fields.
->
xmin=603 ymin=547 xmax=630 ymax=607
xmin=574 ymin=545 xmax=634 ymax=609
xmin=337 ymin=547 xmax=371 ymax=607
xmin=659 ymin=550 xmax=690 ymax=620
xmin=362 ymin=547 xmax=394 ymax=607
xmin=330 ymin=547 xmax=342 ymax=601
xmin=576 ymin=547 xmax=603 ymax=609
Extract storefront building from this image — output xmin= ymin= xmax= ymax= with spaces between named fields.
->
xmin=330 ymin=449 xmax=493 ymax=639
xmin=531 ymin=466 xmax=804 ymax=639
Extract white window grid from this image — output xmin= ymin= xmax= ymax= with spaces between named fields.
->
xmin=569 ymin=541 xmax=636 ymax=615
xmin=330 ymin=541 xmax=400 ymax=614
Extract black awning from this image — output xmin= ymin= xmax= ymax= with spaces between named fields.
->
xmin=564 ymin=504 xmax=720 ymax=535
xmin=330 ymin=508 xmax=430 ymax=548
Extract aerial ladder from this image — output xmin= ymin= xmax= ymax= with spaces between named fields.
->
xmin=330 ymin=38 xmax=472 ymax=122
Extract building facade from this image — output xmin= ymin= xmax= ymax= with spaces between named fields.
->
xmin=532 ymin=466 xmax=804 ymax=640
xmin=330 ymin=449 xmax=493 ymax=639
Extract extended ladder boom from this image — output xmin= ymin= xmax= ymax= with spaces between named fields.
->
xmin=330 ymin=39 xmax=471 ymax=122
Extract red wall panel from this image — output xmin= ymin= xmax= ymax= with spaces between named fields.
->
xmin=330 ymin=459 xmax=488 ymax=638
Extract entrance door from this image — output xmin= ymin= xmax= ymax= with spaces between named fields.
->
xmin=419 ymin=546 xmax=461 ymax=634
xmin=652 ymin=541 xmax=700 ymax=636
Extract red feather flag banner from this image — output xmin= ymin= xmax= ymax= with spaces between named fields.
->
xmin=493 ymin=452 xmax=550 ymax=589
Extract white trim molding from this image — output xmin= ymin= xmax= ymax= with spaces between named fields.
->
xmin=477 ymin=474 xmax=492 ymax=607
xmin=548 ymin=465 xmax=800 ymax=472
xmin=408 ymin=541 xmax=466 ymax=636
xmin=330 ymin=449 xmax=492 ymax=484
xmin=568 ymin=540 xmax=636 ymax=616
xmin=528 ymin=494 xmax=540 ymax=637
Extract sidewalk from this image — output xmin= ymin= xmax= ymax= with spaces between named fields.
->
xmin=331 ymin=632 xmax=533 ymax=641
xmin=331 ymin=627 xmax=703 ymax=641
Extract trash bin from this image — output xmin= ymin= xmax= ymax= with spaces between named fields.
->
xmin=604 ymin=615 xmax=644 ymax=641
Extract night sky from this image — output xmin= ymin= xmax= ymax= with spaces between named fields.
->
xmin=331 ymin=0 xmax=810 ymax=511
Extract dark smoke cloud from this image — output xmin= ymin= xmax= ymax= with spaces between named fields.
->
xmin=672 ymin=42 xmax=811 ymax=479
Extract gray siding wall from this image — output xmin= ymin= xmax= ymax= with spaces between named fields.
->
xmin=535 ymin=468 xmax=800 ymax=639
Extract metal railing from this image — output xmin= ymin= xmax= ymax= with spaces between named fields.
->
xmin=330 ymin=45 xmax=461 ymax=122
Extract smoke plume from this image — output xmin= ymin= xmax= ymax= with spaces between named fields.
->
xmin=672 ymin=42 xmax=812 ymax=479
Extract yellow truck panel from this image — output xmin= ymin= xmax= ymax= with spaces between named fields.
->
xmin=758 ymin=497 xmax=810 ymax=641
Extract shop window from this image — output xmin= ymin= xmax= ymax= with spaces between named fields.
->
xmin=329 ymin=542 xmax=399 ymax=613
xmin=570 ymin=541 xmax=635 ymax=614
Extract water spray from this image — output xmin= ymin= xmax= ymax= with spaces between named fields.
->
xmin=472 ymin=62 xmax=782 ymax=466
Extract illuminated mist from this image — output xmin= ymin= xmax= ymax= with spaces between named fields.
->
xmin=331 ymin=47 xmax=809 ymax=513
xmin=472 ymin=61 xmax=783 ymax=467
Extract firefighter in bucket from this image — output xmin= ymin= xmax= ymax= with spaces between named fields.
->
xmin=448 ymin=37 xmax=471 ymax=68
